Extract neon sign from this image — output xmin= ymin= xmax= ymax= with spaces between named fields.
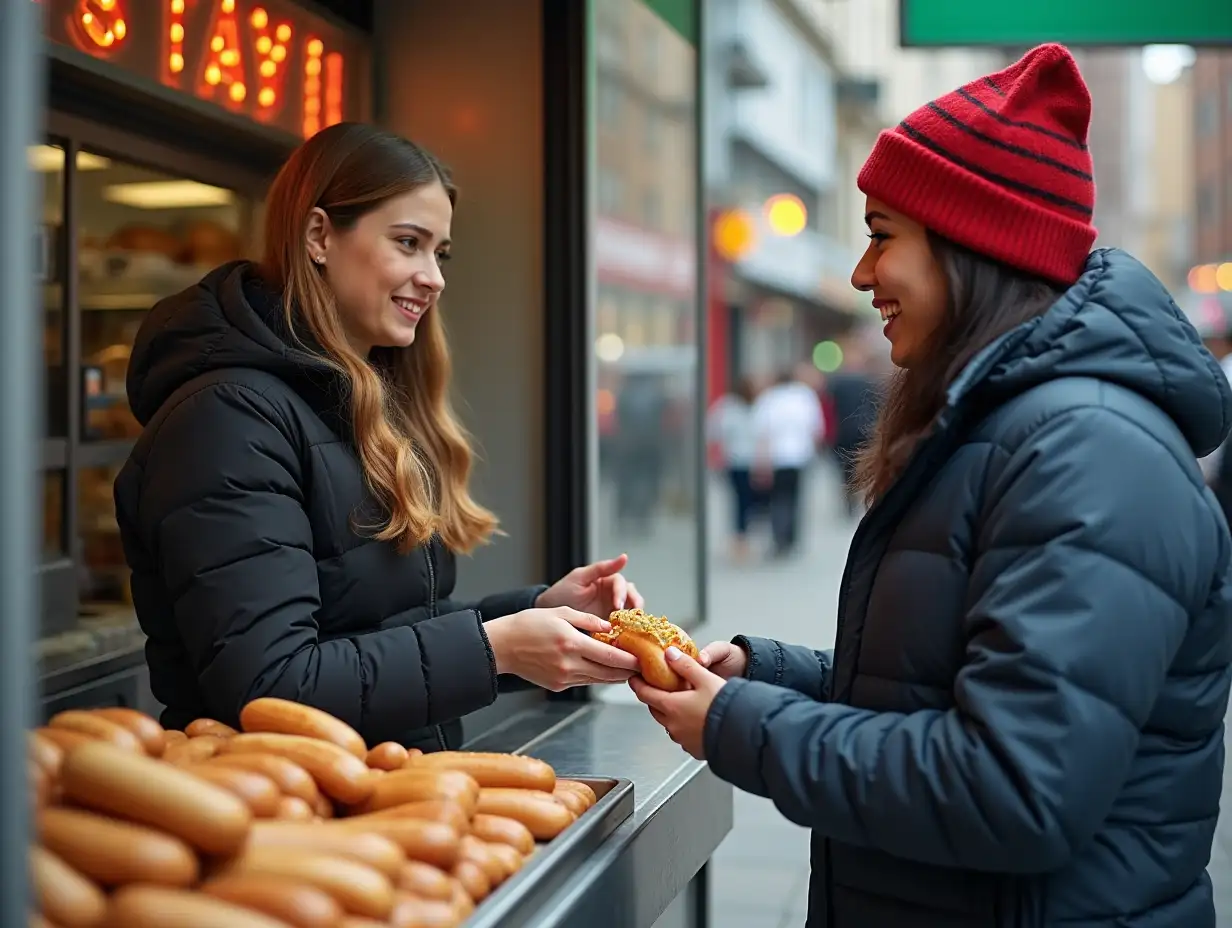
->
xmin=45 ymin=0 xmax=367 ymax=140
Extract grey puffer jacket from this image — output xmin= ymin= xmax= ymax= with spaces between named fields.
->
xmin=705 ymin=249 xmax=1232 ymax=927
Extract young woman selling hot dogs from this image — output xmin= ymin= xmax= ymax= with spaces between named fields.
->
xmin=631 ymin=45 xmax=1232 ymax=926
xmin=114 ymin=123 xmax=642 ymax=752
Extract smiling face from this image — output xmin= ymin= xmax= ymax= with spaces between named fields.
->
xmin=305 ymin=182 xmax=453 ymax=354
xmin=850 ymin=197 xmax=950 ymax=369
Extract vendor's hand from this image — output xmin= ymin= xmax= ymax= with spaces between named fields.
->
xmin=485 ymin=607 xmax=640 ymax=692
xmin=535 ymin=553 xmax=644 ymax=617
xmin=629 ymin=647 xmax=726 ymax=760
xmin=698 ymin=640 xmax=749 ymax=680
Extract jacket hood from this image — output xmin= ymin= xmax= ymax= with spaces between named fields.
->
xmin=962 ymin=248 xmax=1232 ymax=457
xmin=127 ymin=260 xmax=332 ymax=425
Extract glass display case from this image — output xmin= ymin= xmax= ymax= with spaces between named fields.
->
xmin=34 ymin=121 xmax=265 ymax=673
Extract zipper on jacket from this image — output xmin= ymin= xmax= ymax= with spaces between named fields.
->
xmin=425 ymin=537 xmax=447 ymax=752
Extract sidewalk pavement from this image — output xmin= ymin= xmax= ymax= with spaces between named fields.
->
xmin=608 ymin=462 xmax=1232 ymax=927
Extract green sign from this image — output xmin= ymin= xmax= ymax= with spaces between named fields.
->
xmin=900 ymin=0 xmax=1232 ymax=47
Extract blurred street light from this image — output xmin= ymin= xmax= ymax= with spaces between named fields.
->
xmin=713 ymin=208 xmax=756 ymax=261
xmin=765 ymin=193 xmax=807 ymax=237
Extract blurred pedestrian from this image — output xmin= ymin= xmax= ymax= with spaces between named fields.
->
xmin=751 ymin=367 xmax=824 ymax=556
xmin=633 ymin=45 xmax=1231 ymax=927
xmin=706 ymin=376 xmax=764 ymax=560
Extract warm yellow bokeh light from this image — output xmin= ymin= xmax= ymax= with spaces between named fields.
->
xmin=1190 ymin=264 xmax=1220 ymax=294
xmin=1217 ymin=263 xmax=1232 ymax=292
xmin=714 ymin=209 xmax=756 ymax=262
xmin=765 ymin=194 xmax=807 ymax=237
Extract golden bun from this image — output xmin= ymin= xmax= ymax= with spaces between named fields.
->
xmin=592 ymin=609 xmax=699 ymax=692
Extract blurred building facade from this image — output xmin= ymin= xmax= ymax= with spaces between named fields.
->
xmin=1186 ymin=50 xmax=1232 ymax=334
xmin=702 ymin=0 xmax=863 ymax=397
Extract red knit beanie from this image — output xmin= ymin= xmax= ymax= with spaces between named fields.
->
xmin=857 ymin=43 xmax=1097 ymax=287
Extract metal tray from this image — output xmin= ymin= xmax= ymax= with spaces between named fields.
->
xmin=461 ymin=776 xmax=635 ymax=928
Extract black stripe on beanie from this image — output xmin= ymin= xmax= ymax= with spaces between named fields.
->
xmin=926 ymin=102 xmax=1093 ymax=180
xmin=955 ymin=87 xmax=1089 ymax=152
xmin=897 ymin=120 xmax=1094 ymax=218
xmin=984 ymin=76 xmax=1005 ymax=96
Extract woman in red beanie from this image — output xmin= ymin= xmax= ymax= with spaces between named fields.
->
xmin=633 ymin=44 xmax=1232 ymax=926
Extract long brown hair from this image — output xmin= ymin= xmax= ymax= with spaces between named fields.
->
xmin=262 ymin=122 xmax=498 ymax=554
xmin=852 ymin=233 xmax=1064 ymax=503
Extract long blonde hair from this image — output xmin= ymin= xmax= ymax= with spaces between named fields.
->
xmin=262 ymin=123 xmax=497 ymax=554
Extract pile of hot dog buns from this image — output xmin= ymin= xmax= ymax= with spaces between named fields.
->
xmin=28 ymin=698 xmax=598 ymax=928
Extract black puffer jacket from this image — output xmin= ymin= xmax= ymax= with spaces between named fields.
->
xmin=114 ymin=261 xmax=545 ymax=751
xmin=705 ymin=250 xmax=1232 ymax=926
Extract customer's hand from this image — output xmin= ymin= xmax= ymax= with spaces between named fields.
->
xmin=485 ymin=607 xmax=640 ymax=692
xmin=535 ymin=553 xmax=644 ymax=617
xmin=630 ymin=647 xmax=726 ymax=760
xmin=698 ymin=640 xmax=749 ymax=680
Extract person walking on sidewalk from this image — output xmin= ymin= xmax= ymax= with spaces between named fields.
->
xmin=114 ymin=124 xmax=642 ymax=751
xmin=707 ymin=376 xmax=766 ymax=561
xmin=752 ymin=365 xmax=824 ymax=557
xmin=632 ymin=45 xmax=1232 ymax=927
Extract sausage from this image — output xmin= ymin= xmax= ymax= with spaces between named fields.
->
xmin=46 ymin=712 xmax=143 ymax=754
xmin=220 ymin=849 xmax=394 ymax=919
xmin=551 ymin=786 xmax=588 ymax=816
xmin=58 ymin=740 xmax=251 ymax=855
xmin=90 ymin=709 xmax=167 ymax=757
xmin=395 ymin=861 xmax=455 ymax=901
xmin=351 ymin=769 xmax=478 ymax=817
xmin=388 ymin=894 xmax=464 ymax=928
xmin=163 ymin=730 xmax=189 ymax=745
xmin=556 ymin=779 xmax=598 ymax=808
xmin=449 ymin=882 xmax=475 ymax=919
xmin=29 ymin=732 xmax=64 ymax=777
xmin=30 ymin=845 xmax=107 ymax=928
xmin=181 ymin=765 xmax=281 ymax=818
xmin=365 ymin=742 xmax=409 ymax=771
xmin=185 ymin=718 xmax=238 ymax=738
xmin=354 ymin=799 xmax=470 ymax=834
xmin=163 ymin=735 xmax=223 ymax=766
xmin=245 ymin=822 xmax=406 ymax=876
xmin=221 ymin=734 xmax=374 ymax=805
xmin=469 ymin=814 xmax=534 ymax=855
xmin=485 ymin=840 xmax=525 ymax=881
xmin=338 ymin=919 xmax=388 ymax=928
xmin=201 ymin=874 xmax=343 ymax=928
xmin=313 ymin=794 xmax=336 ymax=819
xmin=275 ymin=796 xmax=316 ymax=821
xmin=451 ymin=858 xmax=491 ymax=902
xmin=205 ymin=754 xmax=324 ymax=806
xmin=38 ymin=807 xmax=199 ymax=887
xmin=475 ymin=788 xmax=575 ymax=840
xmin=324 ymin=818 xmax=460 ymax=870
xmin=405 ymin=751 xmax=556 ymax=792
xmin=240 ymin=698 xmax=368 ymax=759
xmin=107 ymin=885 xmax=293 ymax=928
xmin=33 ymin=728 xmax=95 ymax=756
xmin=457 ymin=836 xmax=504 ymax=886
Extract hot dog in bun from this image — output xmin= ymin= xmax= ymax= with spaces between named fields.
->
xmin=593 ymin=608 xmax=700 ymax=692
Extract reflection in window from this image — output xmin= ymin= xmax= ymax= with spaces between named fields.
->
xmin=69 ymin=153 xmax=257 ymax=611
xmin=76 ymin=152 xmax=254 ymax=442
xmin=592 ymin=0 xmax=700 ymax=626
xmin=34 ymin=143 xmax=66 ymax=438
xmin=43 ymin=471 xmax=65 ymax=559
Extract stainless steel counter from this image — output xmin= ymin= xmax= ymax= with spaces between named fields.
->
xmin=464 ymin=701 xmax=733 ymax=928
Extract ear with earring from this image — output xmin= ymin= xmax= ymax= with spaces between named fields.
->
xmin=313 ymin=254 xmax=325 ymax=266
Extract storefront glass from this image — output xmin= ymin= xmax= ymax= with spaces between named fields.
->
xmin=36 ymin=138 xmax=259 ymax=627
xmin=591 ymin=0 xmax=701 ymax=626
